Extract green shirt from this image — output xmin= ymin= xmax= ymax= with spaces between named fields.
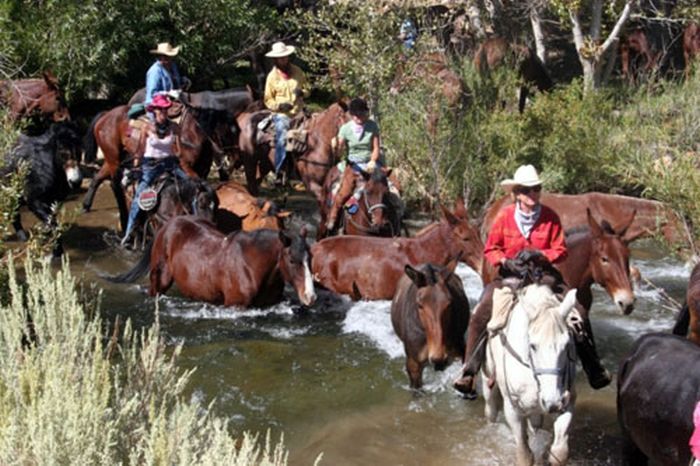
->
xmin=338 ymin=119 xmax=380 ymax=164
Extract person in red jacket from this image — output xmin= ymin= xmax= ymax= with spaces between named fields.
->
xmin=453 ymin=165 xmax=611 ymax=398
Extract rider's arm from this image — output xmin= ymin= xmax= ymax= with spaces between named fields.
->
xmin=540 ymin=211 xmax=567 ymax=264
xmin=135 ymin=125 xmax=151 ymax=167
xmin=263 ymin=73 xmax=277 ymax=111
xmin=172 ymin=125 xmax=182 ymax=157
xmin=370 ymin=134 xmax=380 ymax=163
xmin=484 ymin=212 xmax=508 ymax=267
xmin=145 ymin=65 xmax=159 ymax=104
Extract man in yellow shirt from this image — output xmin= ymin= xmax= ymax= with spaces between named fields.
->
xmin=264 ymin=41 xmax=311 ymax=184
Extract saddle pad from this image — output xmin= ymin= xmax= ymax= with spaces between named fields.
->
xmin=138 ymin=188 xmax=158 ymax=211
xmin=487 ymin=287 xmax=516 ymax=333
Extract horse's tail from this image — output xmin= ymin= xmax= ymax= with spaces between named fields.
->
xmin=83 ymin=111 xmax=104 ymax=164
xmin=672 ymin=302 xmax=690 ymax=336
xmin=104 ymin=240 xmax=153 ymax=284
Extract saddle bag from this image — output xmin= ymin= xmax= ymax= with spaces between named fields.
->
xmin=285 ymin=129 xmax=308 ymax=153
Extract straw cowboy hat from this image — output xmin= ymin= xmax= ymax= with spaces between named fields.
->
xmin=500 ymin=164 xmax=543 ymax=187
xmin=150 ymin=42 xmax=180 ymax=57
xmin=265 ymin=42 xmax=296 ymax=58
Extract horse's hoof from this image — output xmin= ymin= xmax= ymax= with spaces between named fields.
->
xmin=291 ymin=305 xmax=309 ymax=316
xmin=589 ymin=369 xmax=612 ymax=389
xmin=453 ymin=375 xmax=477 ymax=399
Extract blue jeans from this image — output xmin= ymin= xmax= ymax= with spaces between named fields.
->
xmin=123 ymin=157 xmax=188 ymax=238
xmin=273 ymin=114 xmax=290 ymax=175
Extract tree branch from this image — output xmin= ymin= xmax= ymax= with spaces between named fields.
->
xmin=599 ymin=0 xmax=637 ymax=57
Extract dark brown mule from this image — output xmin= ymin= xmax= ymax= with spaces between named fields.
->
xmin=620 ymin=29 xmax=660 ymax=84
xmin=618 ymin=333 xmax=700 ymax=466
xmin=482 ymin=192 xmax=686 ymax=251
xmin=390 ymin=51 xmax=464 ymax=134
xmin=109 ymin=216 xmax=316 ymax=308
xmin=0 ymin=71 xmax=70 ymax=122
xmin=82 ymin=103 xmax=237 ymax=231
xmin=311 ymin=199 xmax=483 ymax=300
xmin=215 ymin=180 xmax=290 ymax=232
xmin=391 ymin=257 xmax=470 ymax=389
xmin=238 ymin=102 xmax=350 ymax=202
xmin=672 ymin=262 xmax=700 ymax=345
xmin=317 ymin=167 xmax=400 ymax=239
xmin=473 ymin=36 xmax=553 ymax=113
xmin=685 ymin=22 xmax=700 ymax=79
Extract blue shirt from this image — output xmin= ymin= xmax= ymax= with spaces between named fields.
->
xmin=145 ymin=61 xmax=182 ymax=105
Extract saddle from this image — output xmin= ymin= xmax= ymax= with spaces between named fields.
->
xmin=255 ymin=110 xmax=310 ymax=153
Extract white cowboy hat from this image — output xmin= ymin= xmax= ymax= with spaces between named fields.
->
xmin=150 ymin=42 xmax=180 ymax=57
xmin=500 ymin=164 xmax=543 ymax=187
xmin=265 ymin=42 xmax=296 ymax=58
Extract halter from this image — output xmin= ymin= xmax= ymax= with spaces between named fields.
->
xmin=344 ymin=185 xmax=393 ymax=235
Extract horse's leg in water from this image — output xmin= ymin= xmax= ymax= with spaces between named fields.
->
xmin=572 ymin=291 xmax=611 ymax=389
xmin=482 ymin=370 xmax=501 ymax=422
xmin=149 ymin=235 xmax=172 ymax=296
xmin=621 ymin=433 xmax=649 ymax=466
xmin=28 ymin=200 xmax=63 ymax=257
xmin=12 ymin=210 xmax=28 ymax=242
xmin=82 ymin=163 xmax=112 ymax=212
xmin=406 ymin=356 xmax=424 ymax=389
xmin=110 ymin=175 xmax=129 ymax=232
xmin=503 ymin=401 xmax=534 ymax=466
xmin=548 ymin=409 xmax=572 ymax=466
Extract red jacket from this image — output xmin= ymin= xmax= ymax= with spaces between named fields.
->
xmin=484 ymin=204 xmax=567 ymax=267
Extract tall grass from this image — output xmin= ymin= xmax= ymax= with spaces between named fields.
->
xmin=0 ymin=257 xmax=291 ymax=465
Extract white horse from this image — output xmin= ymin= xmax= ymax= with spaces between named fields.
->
xmin=482 ymin=284 xmax=578 ymax=466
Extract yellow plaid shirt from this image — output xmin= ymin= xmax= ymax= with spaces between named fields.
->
xmin=263 ymin=64 xmax=310 ymax=117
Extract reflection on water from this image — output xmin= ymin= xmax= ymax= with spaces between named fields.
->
xmin=52 ymin=187 xmax=691 ymax=465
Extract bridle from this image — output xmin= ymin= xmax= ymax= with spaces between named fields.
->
xmin=344 ymin=183 xmax=392 ymax=235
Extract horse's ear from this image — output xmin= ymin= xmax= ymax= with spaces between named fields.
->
xmin=360 ymin=169 xmax=371 ymax=181
xmin=384 ymin=168 xmax=393 ymax=178
xmin=405 ymin=264 xmax=428 ymax=288
xmin=42 ymin=70 xmax=59 ymax=90
xmin=616 ymin=209 xmax=637 ymax=240
xmin=444 ymin=251 xmax=463 ymax=273
xmin=586 ymin=209 xmax=603 ymax=238
xmin=559 ymin=289 xmax=578 ymax=319
xmin=337 ymin=97 xmax=350 ymax=112
xmin=440 ymin=204 xmax=459 ymax=226
xmin=278 ymin=231 xmax=292 ymax=247
xmin=454 ymin=196 xmax=468 ymax=219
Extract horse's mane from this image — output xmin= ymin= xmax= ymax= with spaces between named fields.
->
xmin=415 ymin=222 xmax=441 ymax=237
xmin=519 ymin=285 xmax=567 ymax=342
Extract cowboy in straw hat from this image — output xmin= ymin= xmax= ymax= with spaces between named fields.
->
xmin=145 ymin=42 xmax=189 ymax=107
xmin=263 ymin=41 xmax=311 ymax=184
xmin=453 ymin=165 xmax=613 ymax=398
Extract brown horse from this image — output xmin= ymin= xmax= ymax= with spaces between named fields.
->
xmin=82 ymin=101 xmax=241 ymax=231
xmin=317 ymin=167 xmax=400 ymax=239
xmin=473 ymin=36 xmax=553 ymax=113
xmin=390 ymin=51 xmax=464 ymax=134
xmin=109 ymin=216 xmax=316 ymax=308
xmin=481 ymin=209 xmax=636 ymax=315
xmin=0 ymin=71 xmax=70 ymax=122
xmin=482 ymin=192 xmax=686 ymax=251
xmin=685 ymin=22 xmax=700 ymax=79
xmin=237 ymin=101 xmax=350 ymax=202
xmin=620 ymin=29 xmax=660 ymax=84
xmin=215 ymin=180 xmax=290 ymax=232
xmin=311 ymin=199 xmax=484 ymax=300
xmin=672 ymin=262 xmax=700 ymax=345
xmin=391 ymin=257 xmax=470 ymax=389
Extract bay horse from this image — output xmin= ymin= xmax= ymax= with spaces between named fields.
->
xmin=482 ymin=192 xmax=686 ymax=252
xmin=0 ymin=71 xmax=70 ymax=123
xmin=618 ymin=333 xmax=700 ymax=466
xmin=215 ymin=180 xmax=290 ymax=232
xmin=237 ymin=101 xmax=350 ymax=202
xmin=317 ymin=167 xmax=401 ymax=239
xmin=482 ymin=284 xmax=578 ymax=466
xmin=108 ymin=216 xmax=316 ymax=308
xmin=685 ymin=22 xmax=700 ymax=79
xmin=672 ymin=261 xmax=700 ymax=345
xmin=391 ymin=257 xmax=470 ymax=389
xmin=473 ymin=36 xmax=553 ymax=113
xmin=311 ymin=199 xmax=484 ymax=300
xmin=620 ymin=29 xmax=660 ymax=84
xmin=82 ymin=99 xmax=243 ymax=232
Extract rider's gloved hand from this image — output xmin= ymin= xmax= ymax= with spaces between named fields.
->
xmin=500 ymin=258 xmax=522 ymax=276
xmin=515 ymin=249 xmax=546 ymax=264
xmin=277 ymin=102 xmax=293 ymax=113
xmin=366 ymin=160 xmax=377 ymax=173
xmin=166 ymin=89 xmax=181 ymax=101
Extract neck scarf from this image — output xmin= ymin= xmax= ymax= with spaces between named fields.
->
xmin=515 ymin=203 xmax=541 ymax=238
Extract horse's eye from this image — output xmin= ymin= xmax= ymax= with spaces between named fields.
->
xmin=601 ymin=256 xmax=609 ymax=263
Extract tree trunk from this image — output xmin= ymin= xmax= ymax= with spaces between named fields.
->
xmin=529 ymin=4 xmax=547 ymax=65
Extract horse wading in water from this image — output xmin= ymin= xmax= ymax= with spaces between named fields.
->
xmin=109 ymin=216 xmax=316 ymax=308
xmin=482 ymin=284 xmax=578 ymax=466
xmin=391 ymin=257 xmax=470 ymax=389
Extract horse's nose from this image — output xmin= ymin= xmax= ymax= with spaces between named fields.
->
xmin=429 ymin=356 xmax=448 ymax=371
xmin=613 ymin=290 xmax=635 ymax=315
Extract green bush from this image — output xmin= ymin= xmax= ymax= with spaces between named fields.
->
xmin=0 ymin=257 xmax=291 ymax=465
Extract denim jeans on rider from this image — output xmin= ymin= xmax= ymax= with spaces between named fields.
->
xmin=273 ymin=113 xmax=290 ymax=175
xmin=123 ymin=157 xmax=188 ymax=241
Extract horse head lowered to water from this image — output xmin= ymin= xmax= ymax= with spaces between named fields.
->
xmin=483 ymin=284 xmax=578 ymax=466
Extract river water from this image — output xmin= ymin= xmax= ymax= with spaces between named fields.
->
xmin=27 ymin=185 xmax=691 ymax=465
